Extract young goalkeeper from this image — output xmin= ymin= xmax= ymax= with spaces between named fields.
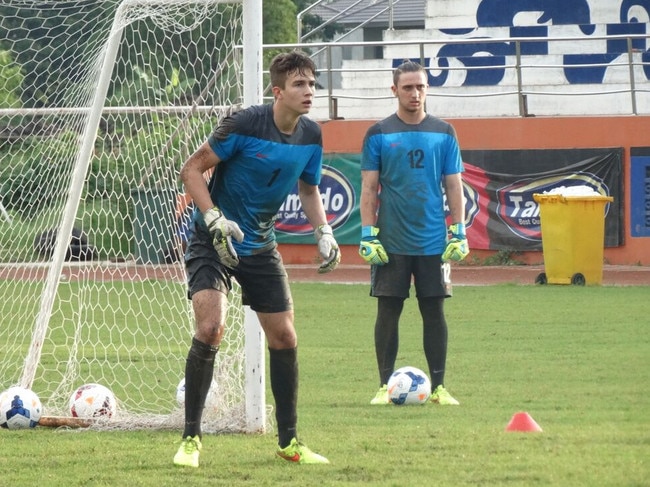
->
xmin=359 ymin=60 xmax=468 ymax=406
xmin=174 ymin=50 xmax=340 ymax=468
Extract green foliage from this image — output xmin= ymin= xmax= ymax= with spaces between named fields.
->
xmin=0 ymin=283 xmax=648 ymax=486
xmin=75 ymin=198 xmax=130 ymax=261
xmin=0 ymin=0 xmax=346 ymax=263
xmin=262 ymin=0 xmax=299 ymax=69
xmin=109 ymin=4 xmax=243 ymax=110
xmin=263 ymin=0 xmax=346 ymax=68
xmin=0 ymin=49 xmax=22 ymax=108
xmin=0 ymin=130 xmax=77 ymax=218
xmin=482 ymin=249 xmax=526 ymax=265
xmin=0 ymin=2 xmax=115 ymax=108
xmin=264 ymin=0 xmax=298 ymax=44
xmin=293 ymin=0 xmax=346 ymax=42
xmin=0 ymin=110 xmax=213 ymax=262
xmin=0 ymin=207 xmax=62 ymax=262
xmin=0 ymin=0 xmax=340 ymax=113
xmin=81 ymin=113 xmax=194 ymax=259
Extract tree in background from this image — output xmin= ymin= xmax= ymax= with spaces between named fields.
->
xmin=0 ymin=50 xmax=22 ymax=109
xmin=0 ymin=0 xmax=340 ymax=110
xmin=0 ymin=2 xmax=114 ymax=109
xmin=264 ymin=0 xmax=343 ymax=46
xmin=293 ymin=0 xmax=344 ymax=42
xmin=264 ymin=0 xmax=298 ymax=44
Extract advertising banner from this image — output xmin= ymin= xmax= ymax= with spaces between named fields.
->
xmin=630 ymin=148 xmax=650 ymax=237
xmin=462 ymin=148 xmax=623 ymax=250
xmin=275 ymin=154 xmax=360 ymax=245
xmin=274 ymin=149 xmax=623 ymax=250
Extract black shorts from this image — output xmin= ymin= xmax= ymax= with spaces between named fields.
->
xmin=370 ymin=253 xmax=452 ymax=299
xmin=185 ymin=234 xmax=292 ymax=313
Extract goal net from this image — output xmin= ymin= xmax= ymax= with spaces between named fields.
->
xmin=0 ymin=0 xmax=267 ymax=432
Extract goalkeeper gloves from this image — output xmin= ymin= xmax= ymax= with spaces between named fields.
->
xmin=442 ymin=222 xmax=470 ymax=262
xmin=314 ymin=224 xmax=340 ymax=273
xmin=359 ymin=226 xmax=389 ymax=265
xmin=203 ymin=207 xmax=244 ymax=269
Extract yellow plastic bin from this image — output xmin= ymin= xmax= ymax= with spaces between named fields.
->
xmin=533 ymin=193 xmax=614 ymax=285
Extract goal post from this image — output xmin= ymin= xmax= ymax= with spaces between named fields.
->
xmin=0 ymin=0 xmax=266 ymax=433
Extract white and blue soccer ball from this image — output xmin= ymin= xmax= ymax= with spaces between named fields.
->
xmin=0 ymin=386 xmax=43 ymax=429
xmin=176 ymin=377 xmax=219 ymax=410
xmin=69 ymin=383 xmax=117 ymax=419
xmin=387 ymin=366 xmax=431 ymax=405
xmin=175 ymin=378 xmax=185 ymax=405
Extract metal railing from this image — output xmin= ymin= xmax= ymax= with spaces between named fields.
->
xmin=264 ymin=33 xmax=650 ymax=119
xmin=297 ymin=0 xmax=400 ymax=42
xmin=2 ymin=34 xmax=646 ymax=123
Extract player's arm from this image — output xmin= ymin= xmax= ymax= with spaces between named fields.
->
xmin=444 ymin=172 xmax=464 ymax=225
xmin=298 ymin=180 xmax=340 ymax=273
xmin=358 ymin=170 xmax=388 ymax=265
xmin=442 ymin=172 xmax=469 ymax=262
xmin=359 ymin=169 xmax=379 ymax=227
xmin=298 ymin=179 xmax=327 ymax=228
xmin=179 ymin=141 xmax=220 ymax=213
xmin=179 ymin=142 xmax=244 ymax=267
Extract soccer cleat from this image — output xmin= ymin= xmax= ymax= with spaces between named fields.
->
xmin=370 ymin=384 xmax=389 ymax=405
xmin=430 ymin=385 xmax=460 ymax=405
xmin=173 ymin=435 xmax=202 ymax=467
xmin=276 ymin=438 xmax=330 ymax=464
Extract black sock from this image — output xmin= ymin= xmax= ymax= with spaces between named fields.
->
xmin=375 ymin=297 xmax=404 ymax=385
xmin=269 ymin=347 xmax=298 ymax=448
xmin=418 ymin=297 xmax=448 ymax=389
xmin=182 ymin=337 xmax=219 ymax=439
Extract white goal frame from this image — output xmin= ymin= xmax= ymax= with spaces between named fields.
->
xmin=16 ymin=0 xmax=266 ymax=433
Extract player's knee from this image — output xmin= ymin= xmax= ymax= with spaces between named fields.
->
xmin=266 ymin=327 xmax=297 ymax=350
xmin=195 ymin=320 xmax=225 ymax=345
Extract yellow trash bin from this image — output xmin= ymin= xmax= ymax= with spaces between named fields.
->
xmin=533 ymin=193 xmax=614 ymax=285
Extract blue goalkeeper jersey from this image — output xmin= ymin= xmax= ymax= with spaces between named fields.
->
xmin=195 ymin=103 xmax=323 ymax=255
xmin=361 ymin=113 xmax=463 ymax=255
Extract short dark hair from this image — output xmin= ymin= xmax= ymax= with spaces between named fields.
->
xmin=269 ymin=50 xmax=316 ymax=89
xmin=393 ymin=60 xmax=426 ymax=86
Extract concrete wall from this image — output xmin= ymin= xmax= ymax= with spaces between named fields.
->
xmin=423 ymin=0 xmax=636 ymax=30
xmin=309 ymin=0 xmax=650 ymax=120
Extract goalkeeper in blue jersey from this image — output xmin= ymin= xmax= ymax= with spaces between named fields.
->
xmin=359 ymin=60 xmax=468 ymax=406
xmin=173 ymin=51 xmax=339 ymax=468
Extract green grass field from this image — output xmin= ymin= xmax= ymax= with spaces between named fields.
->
xmin=0 ymin=282 xmax=648 ymax=486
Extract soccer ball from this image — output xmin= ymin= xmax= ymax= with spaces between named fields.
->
xmin=69 ymin=383 xmax=117 ymax=419
xmin=0 ymin=386 xmax=42 ymax=429
xmin=387 ymin=366 xmax=431 ymax=405
xmin=176 ymin=377 xmax=219 ymax=410
xmin=175 ymin=378 xmax=186 ymax=405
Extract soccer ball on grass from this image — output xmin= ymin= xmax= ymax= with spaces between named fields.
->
xmin=387 ymin=366 xmax=431 ymax=405
xmin=0 ymin=386 xmax=42 ymax=429
xmin=69 ymin=383 xmax=117 ymax=419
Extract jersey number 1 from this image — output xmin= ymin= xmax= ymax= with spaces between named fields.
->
xmin=267 ymin=168 xmax=281 ymax=186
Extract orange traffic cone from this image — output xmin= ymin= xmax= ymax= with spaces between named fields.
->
xmin=505 ymin=412 xmax=543 ymax=432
